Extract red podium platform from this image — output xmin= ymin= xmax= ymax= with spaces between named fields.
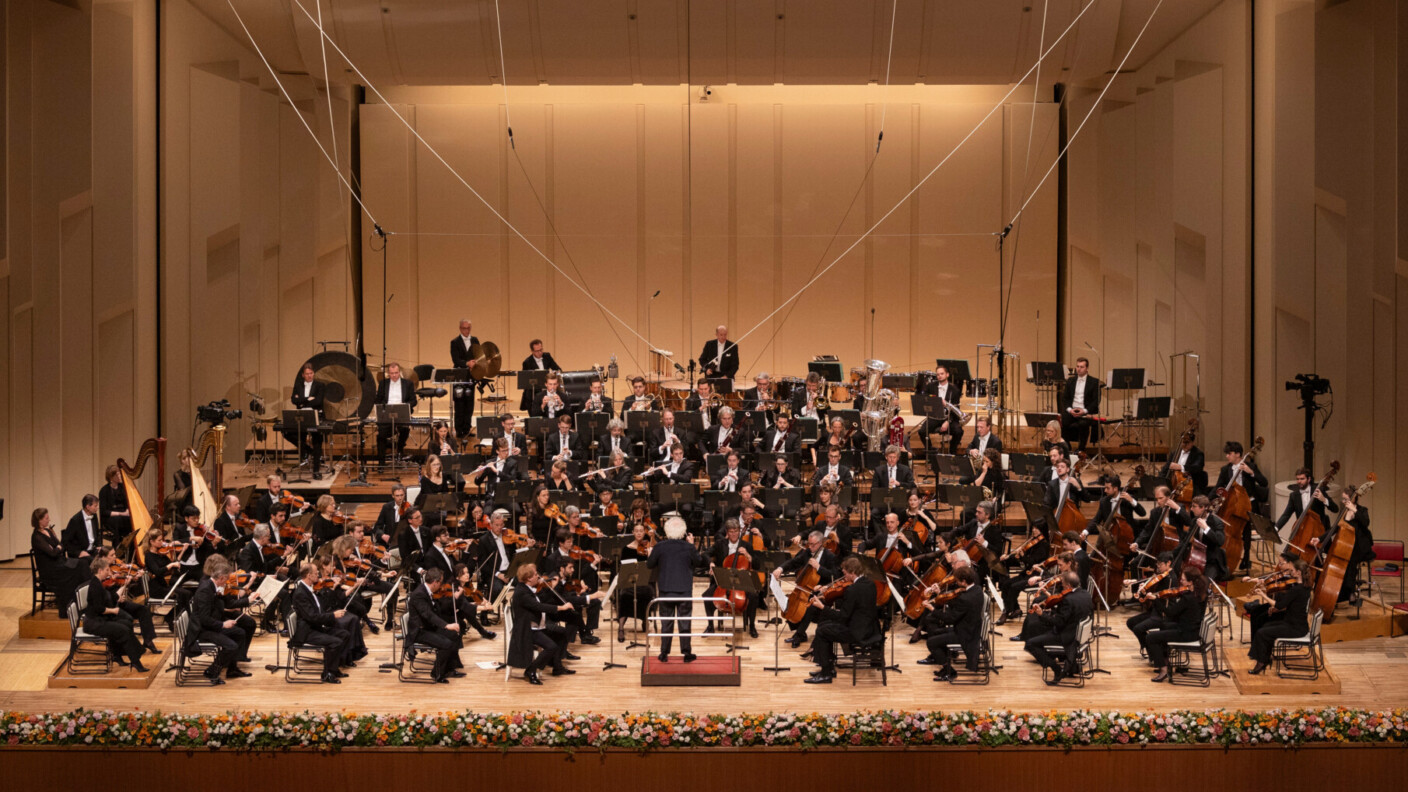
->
xmin=641 ymin=655 xmax=741 ymax=687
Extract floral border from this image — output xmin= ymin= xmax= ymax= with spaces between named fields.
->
xmin=4 ymin=708 xmax=1408 ymax=751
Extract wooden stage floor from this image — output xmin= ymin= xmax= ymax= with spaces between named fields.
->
xmin=3 ymin=564 xmax=1406 ymax=717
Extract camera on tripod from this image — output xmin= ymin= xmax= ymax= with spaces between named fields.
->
xmin=196 ymin=399 xmax=243 ymax=425
xmin=1284 ymin=373 xmax=1330 ymax=397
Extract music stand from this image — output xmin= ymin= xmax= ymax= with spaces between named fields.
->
xmin=1108 ymin=368 xmax=1145 ymax=391
xmin=934 ymin=359 xmax=972 ymax=383
xmin=1136 ymin=474 xmax=1171 ymax=501
xmin=794 ymin=417 xmax=820 ymax=443
xmin=703 ymin=376 xmax=733 ymax=394
xmin=1007 ymin=481 xmax=1048 ymax=505
xmin=475 ymin=416 xmax=503 ymax=443
xmin=653 ymin=483 xmax=698 ymax=515
xmin=711 ymin=567 xmax=761 ymax=650
xmin=504 ymin=547 xmax=542 ymax=581
xmin=1023 ymin=411 xmax=1061 ymax=428
xmin=762 ymin=487 xmax=802 ymax=518
xmin=756 ymin=520 xmax=800 ymax=550
xmin=517 ymin=370 xmax=549 ymax=411
xmin=869 ymin=487 xmax=907 ymax=518
xmin=807 ymin=360 xmax=844 ymax=384
xmin=375 ymin=403 xmax=413 ymax=472
xmin=421 ymin=493 xmax=460 ymax=526
xmin=1027 ymin=361 xmax=1065 ymax=386
xmin=281 ymin=409 xmax=319 ymax=483
xmin=497 ymin=480 xmax=534 ymax=509
xmin=756 ymin=451 xmax=800 ymax=472
xmin=702 ymin=491 xmax=741 ymax=519
xmin=737 ymin=409 xmax=769 ymax=437
xmin=1135 ymin=396 xmax=1173 ymax=466
xmin=625 ymin=411 xmax=662 ymax=450
xmin=615 ymin=561 xmax=655 ymax=650
xmin=435 ymin=367 xmax=474 ymax=435
xmin=576 ymin=410 xmax=610 ymax=444
xmin=1019 ymin=501 xmax=1059 ymax=535
xmin=1006 ymin=453 xmax=1046 ymax=479
xmin=547 ymin=490 xmax=588 ymax=512
xmin=942 ymin=484 xmax=985 ymax=513
xmin=524 ymin=417 xmax=554 ymax=450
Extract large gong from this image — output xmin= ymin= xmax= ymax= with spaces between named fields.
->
xmin=302 ymin=351 xmax=377 ymax=421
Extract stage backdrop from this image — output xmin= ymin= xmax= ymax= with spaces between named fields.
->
xmin=358 ymin=84 xmax=1058 ymax=397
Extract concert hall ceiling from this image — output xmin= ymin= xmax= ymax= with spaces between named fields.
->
xmin=192 ymin=0 xmax=1222 ymax=88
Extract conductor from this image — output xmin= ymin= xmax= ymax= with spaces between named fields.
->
xmin=646 ymin=516 xmax=702 ymax=663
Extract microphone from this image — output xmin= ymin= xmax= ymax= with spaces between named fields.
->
xmin=674 ymin=363 xmax=686 ymax=374
xmin=373 ymin=223 xmax=389 ymax=237
xmin=387 ymin=294 xmax=395 ymax=304
xmin=651 ymin=290 xmax=661 ymax=299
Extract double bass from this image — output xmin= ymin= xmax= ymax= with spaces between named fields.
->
xmin=1168 ymin=418 xmax=1199 ymax=504
xmin=1310 ymin=474 xmax=1375 ymax=622
xmin=1213 ymin=435 xmax=1264 ymax=573
xmin=1285 ymin=461 xmax=1340 ymax=563
xmin=1054 ymin=453 xmax=1090 ymax=536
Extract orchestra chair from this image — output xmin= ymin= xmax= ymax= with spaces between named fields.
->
xmin=282 ymin=611 xmax=335 ymax=684
xmin=65 ymin=584 xmax=113 ymax=675
xmin=1368 ymin=540 xmax=1404 ymax=632
xmin=395 ymin=610 xmax=441 ymax=684
xmin=171 ymin=611 xmax=222 ymax=686
xmin=1166 ymin=609 xmax=1222 ymax=687
xmin=944 ymin=592 xmax=998 ymax=685
xmin=29 ymin=553 xmax=58 ymax=615
xmin=1040 ymin=616 xmax=1094 ymax=688
xmin=1271 ymin=609 xmax=1324 ymax=681
xmin=835 ymin=625 xmax=887 ymax=686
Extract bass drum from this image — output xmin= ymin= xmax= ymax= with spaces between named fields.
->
xmin=303 ymin=351 xmax=378 ymax=421
xmin=775 ymin=376 xmax=806 ymax=402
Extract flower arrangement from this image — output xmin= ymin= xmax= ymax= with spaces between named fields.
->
xmin=2 ymin=708 xmax=1405 ymax=752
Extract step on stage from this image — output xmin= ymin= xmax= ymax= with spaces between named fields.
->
xmin=641 ymin=655 xmax=741 ymax=686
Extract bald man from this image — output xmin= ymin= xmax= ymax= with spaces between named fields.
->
xmin=448 ymin=319 xmax=480 ymax=441
xmin=699 ymin=325 xmax=739 ymax=380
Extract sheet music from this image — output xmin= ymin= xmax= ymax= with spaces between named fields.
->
xmin=602 ymin=570 xmax=621 ymax=602
xmin=254 ymin=574 xmax=285 ymax=606
xmin=768 ymin=576 xmax=788 ymax=607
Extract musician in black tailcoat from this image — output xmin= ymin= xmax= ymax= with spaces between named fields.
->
xmin=286 ymin=363 xmax=326 ymax=476
xmin=406 ymin=568 xmax=463 ymax=683
xmin=699 ymin=326 xmax=739 ymax=379
xmin=290 ymin=563 xmax=352 ymax=683
xmin=374 ymin=362 xmax=418 ymax=462
xmin=918 ymin=566 xmax=984 ymax=679
xmin=1023 ymin=571 xmax=1094 ymax=684
xmin=646 ymin=517 xmax=702 ymax=662
xmin=507 ymin=564 xmax=576 ymax=684
xmin=1058 ymin=357 xmax=1103 ymax=452
xmin=448 ymin=320 xmax=480 ymax=442
xmin=805 ymin=556 xmax=880 ymax=684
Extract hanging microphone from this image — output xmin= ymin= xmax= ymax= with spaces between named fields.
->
xmin=651 ymin=290 xmax=661 ymax=299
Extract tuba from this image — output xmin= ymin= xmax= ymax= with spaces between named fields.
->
xmin=858 ymin=359 xmax=897 ymax=453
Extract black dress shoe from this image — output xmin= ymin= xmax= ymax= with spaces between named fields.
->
xmin=916 ymin=657 xmax=939 ymax=665
xmin=749 ymin=625 xmax=759 ymax=639
xmin=909 ymin=631 xmax=925 ymax=644
xmin=657 ymin=653 xmax=669 ymax=663
xmin=322 ymin=673 xmax=342 ymax=684
xmin=1249 ymin=661 xmax=1268 ymax=675
xmin=524 ymin=670 xmax=543 ymax=685
xmin=342 ymin=660 xmax=358 ymax=669
xmin=226 ymin=667 xmax=252 ymax=679
xmin=1045 ymin=669 xmax=1065 ymax=686
xmin=551 ymin=667 xmax=577 ymax=676
xmin=804 ymin=673 xmax=834 ymax=684
xmin=208 ymin=676 xmax=226 ymax=685
xmin=564 ymin=652 xmax=582 ymax=661
xmin=334 ymin=670 xmax=349 ymax=678
xmin=432 ymin=676 xmax=449 ymax=684
xmin=132 ymin=662 xmax=150 ymax=673
xmin=787 ymin=633 xmax=807 ymax=647
xmin=365 ymin=622 xmax=380 ymax=635
xmin=934 ymin=666 xmax=956 ymax=681
xmin=579 ymin=634 xmax=602 ymax=645
xmin=478 ymin=629 xmax=497 ymax=640
xmin=203 ymin=666 xmax=222 ymax=679
xmin=449 ymin=670 xmax=467 ymax=678
xmin=683 ymin=653 xmax=697 ymax=663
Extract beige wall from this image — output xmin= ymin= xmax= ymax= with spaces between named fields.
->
xmin=358 ymin=84 xmax=1059 ymax=396
xmin=1 ymin=0 xmax=158 ymax=560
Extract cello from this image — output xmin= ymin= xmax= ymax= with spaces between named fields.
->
xmin=1310 ymin=474 xmax=1375 ymax=622
xmin=1054 ymin=453 xmax=1090 ymax=536
xmin=1285 ymin=461 xmax=1340 ymax=563
xmin=782 ymin=564 xmax=822 ymax=623
xmin=1089 ymin=465 xmax=1143 ymax=604
xmin=1168 ymin=418 xmax=1199 ymax=504
xmin=712 ymin=544 xmax=754 ymax=617
xmin=1213 ymin=435 xmax=1264 ymax=573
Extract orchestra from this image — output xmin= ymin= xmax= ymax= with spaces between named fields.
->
xmin=39 ymin=332 xmax=1386 ymax=697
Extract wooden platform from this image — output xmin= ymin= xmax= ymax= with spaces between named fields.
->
xmin=1225 ymin=648 xmax=1341 ymax=696
xmin=18 ymin=611 xmax=71 ymax=641
xmin=642 ymin=655 xmax=741 ymax=686
xmin=46 ymin=641 xmax=172 ymax=689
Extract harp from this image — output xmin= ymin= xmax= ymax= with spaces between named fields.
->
xmin=117 ymin=437 xmax=167 ymax=564
xmin=188 ymin=425 xmax=229 ymax=496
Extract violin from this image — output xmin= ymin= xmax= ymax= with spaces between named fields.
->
xmin=568 ymin=546 xmax=602 ymax=564
xmin=279 ymin=491 xmax=309 ymax=511
xmin=1001 ymin=532 xmax=1043 ymax=562
xmin=1149 ymin=583 xmax=1192 ymax=601
xmin=815 ymin=577 xmax=853 ymax=604
xmin=235 ymin=515 xmax=257 ymax=532
xmin=151 ymin=540 xmax=189 ymax=558
xmin=544 ymin=503 xmax=569 ymax=527
xmin=358 ymin=536 xmax=387 ymax=559
xmin=1135 ymin=569 xmax=1172 ymax=601
xmin=279 ymin=524 xmax=311 ymax=544
xmin=1026 ymin=554 xmax=1058 ymax=575
xmin=1030 ymin=587 xmax=1070 ymax=614
xmin=224 ymin=571 xmax=257 ymax=596
xmin=102 ymin=561 xmax=143 ymax=588
xmin=500 ymin=529 xmax=529 ymax=546
xmin=261 ymin=541 xmax=290 ymax=557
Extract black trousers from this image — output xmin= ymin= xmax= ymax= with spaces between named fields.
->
xmin=83 ymin=616 xmax=143 ymax=665
xmin=1001 ymin=574 xmax=1036 ymax=615
xmin=919 ymin=418 xmax=964 ymax=455
xmin=198 ymin=622 xmax=251 ymax=672
xmin=704 ymin=587 xmax=759 ymax=627
xmin=1126 ymin=610 xmax=1164 ymax=653
xmin=414 ymin=627 xmax=461 ymax=679
xmin=1250 ymin=622 xmax=1306 ymax=664
xmin=529 ymin=625 xmax=570 ymax=672
xmin=811 ymin=622 xmax=855 ymax=674
xmin=282 ymin=428 xmax=323 ymax=470
xmin=453 ymin=390 xmax=476 ymax=439
xmin=1062 ymin=415 xmax=1100 ymax=449
xmin=656 ymin=591 xmax=692 ymax=656
xmin=300 ymin=627 xmax=349 ymax=674
xmin=1146 ymin=626 xmax=1195 ymax=668
xmin=1024 ymin=632 xmax=1076 ymax=670
xmin=788 ymin=604 xmax=823 ymax=637
xmin=377 ymin=423 xmax=412 ymax=460
xmin=924 ymin=627 xmax=974 ymax=670
xmin=118 ymin=601 xmax=156 ymax=644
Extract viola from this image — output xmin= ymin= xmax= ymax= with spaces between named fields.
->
xmin=1149 ymin=583 xmax=1192 ymax=601
xmin=544 ymin=503 xmax=569 ymax=527
xmin=152 ymin=540 xmax=189 ymax=558
xmin=260 ymin=541 xmax=290 ymax=557
xmin=1134 ymin=569 xmax=1170 ymax=599
xmin=903 ymin=565 xmax=955 ymax=620
xmin=279 ymin=524 xmax=311 ymax=544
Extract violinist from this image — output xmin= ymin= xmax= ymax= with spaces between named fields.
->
xmin=141 ymin=528 xmax=182 ymax=601
xmin=811 ymin=446 xmax=854 ymax=489
xmin=212 ymin=494 xmax=245 ymax=543
xmin=540 ymin=530 xmax=606 ymax=644
xmin=1146 ymin=566 xmax=1209 ymax=683
xmin=711 ymin=450 xmax=750 ymax=493
xmin=1023 ymin=570 xmax=1093 ymax=685
xmin=1246 ymin=556 xmax=1310 ymax=675
xmin=775 ymin=530 xmax=841 ymax=645
xmin=917 ymin=566 xmax=984 ymax=681
xmin=187 ymin=556 xmax=257 ymax=682
xmin=309 ymin=495 xmax=344 ymax=550
xmin=30 ymin=507 xmax=89 ymax=614
xmin=238 ymin=522 xmax=296 ymax=634
xmin=525 ymin=485 xmax=558 ymax=545
xmin=344 ymin=521 xmax=401 ymax=630
xmin=626 ymin=498 xmax=659 ymax=541
xmin=310 ymin=554 xmax=369 ymax=665
xmin=395 ymin=508 xmax=431 ymax=578
xmin=545 ymin=460 xmax=577 ymax=492
xmin=474 ymin=510 xmax=534 ymax=602
xmin=328 ymin=533 xmax=382 ymax=635
xmin=1008 ymin=552 xmax=1076 ymax=641
xmin=903 ymin=530 xmax=964 ymax=575
xmin=172 ymin=505 xmax=214 ymax=577
xmin=591 ymin=487 xmax=626 ymax=533
xmin=373 ymin=485 xmax=409 ymax=548
xmin=83 ymin=557 xmax=152 ymax=672
xmin=1180 ymin=495 xmax=1227 ymax=580
xmin=615 ymin=522 xmax=658 ymax=642
xmin=1127 ymin=552 xmax=1177 ymax=650
xmin=419 ymin=454 xmax=450 ymax=497
xmin=417 ymin=529 xmax=494 ymax=641
xmin=407 ymin=568 xmax=463 ymax=684
xmin=704 ymin=520 xmax=764 ymax=638
xmin=446 ymin=562 xmax=496 ymax=640
xmin=253 ymin=473 xmax=297 ymax=523
xmin=290 ymin=562 xmax=353 ymax=683
xmin=544 ymin=413 xmax=581 ymax=465
xmin=1086 ymin=474 xmax=1147 ymax=537
xmin=804 ymin=556 xmax=881 ymax=685
xmin=1060 ymin=531 xmax=1092 ymax=589
xmin=997 ymin=522 xmax=1052 ymax=623
xmin=508 ymin=563 xmax=578 ymax=685
xmin=586 ymin=449 xmax=634 ymax=494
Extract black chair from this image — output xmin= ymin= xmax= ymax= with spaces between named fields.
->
xmin=836 ymin=631 xmax=887 ymax=686
xmin=1272 ymin=609 xmax=1325 ymax=681
xmin=171 ymin=611 xmax=222 ymax=686
xmin=395 ymin=610 xmax=441 ymax=684
xmin=944 ymin=592 xmax=998 ymax=685
xmin=1167 ymin=609 xmax=1222 ymax=687
xmin=1040 ymin=616 xmax=1095 ymax=687
xmin=65 ymin=585 xmax=113 ymax=675
xmin=283 ymin=611 xmax=336 ymax=683
xmin=29 ymin=554 xmax=57 ymax=616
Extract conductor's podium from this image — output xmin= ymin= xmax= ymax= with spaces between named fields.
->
xmin=642 ymin=655 xmax=741 ymax=687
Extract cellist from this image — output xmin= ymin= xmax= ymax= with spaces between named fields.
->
xmin=704 ymin=520 xmax=765 ymax=638
xmin=1085 ymin=474 xmax=1147 ymax=539
xmin=773 ymin=530 xmax=841 ymax=646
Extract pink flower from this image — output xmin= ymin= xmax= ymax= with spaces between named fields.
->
xmin=1116 ymin=732 xmax=1129 ymax=744
xmin=788 ymin=727 xmax=800 ymax=739
xmin=850 ymin=733 xmax=863 ymax=745
xmin=1017 ymin=727 xmax=1030 ymax=741
xmin=1061 ymin=727 xmax=1075 ymax=739
xmin=520 ymin=736 xmax=534 ymax=746
xmin=187 ymin=727 xmax=199 ymax=739
xmin=720 ymin=736 xmax=732 ymax=746
xmin=1155 ymin=729 xmax=1167 ymax=741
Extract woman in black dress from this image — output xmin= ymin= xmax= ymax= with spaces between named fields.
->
xmin=1147 ymin=566 xmax=1209 ymax=682
xmin=615 ymin=521 xmax=657 ymax=642
xmin=30 ymin=508 xmax=88 ymax=613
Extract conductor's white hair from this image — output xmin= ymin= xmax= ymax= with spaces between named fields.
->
xmin=664 ymin=517 xmax=687 ymax=540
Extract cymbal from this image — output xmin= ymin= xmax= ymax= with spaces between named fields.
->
xmin=467 ymin=341 xmax=502 ymax=380
xmin=304 ymin=351 xmax=376 ymax=421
